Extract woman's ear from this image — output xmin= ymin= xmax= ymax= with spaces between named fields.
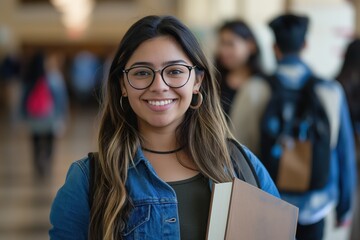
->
xmin=120 ymin=79 xmax=128 ymax=97
xmin=193 ymin=72 xmax=204 ymax=91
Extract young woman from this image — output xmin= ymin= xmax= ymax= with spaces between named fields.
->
xmin=216 ymin=20 xmax=263 ymax=116
xmin=49 ymin=15 xmax=279 ymax=240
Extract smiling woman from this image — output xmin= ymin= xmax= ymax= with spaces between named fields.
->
xmin=49 ymin=15 xmax=279 ymax=240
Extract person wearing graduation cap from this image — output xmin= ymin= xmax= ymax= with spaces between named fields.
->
xmin=229 ymin=14 xmax=357 ymax=240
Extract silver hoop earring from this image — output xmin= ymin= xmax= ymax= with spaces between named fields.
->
xmin=190 ymin=91 xmax=203 ymax=109
xmin=120 ymin=96 xmax=124 ymax=110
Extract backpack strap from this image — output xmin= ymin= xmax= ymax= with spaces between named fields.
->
xmin=88 ymin=152 xmax=97 ymax=209
xmin=266 ymin=75 xmax=277 ymax=90
xmin=227 ymin=139 xmax=260 ymax=188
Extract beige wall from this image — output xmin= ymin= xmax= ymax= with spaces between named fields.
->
xmin=290 ymin=0 xmax=354 ymax=78
xmin=0 ymin=0 xmax=286 ymax=47
xmin=0 ymin=0 xmax=177 ymax=51
xmin=0 ymin=0 xmax=357 ymax=74
xmin=355 ymin=0 xmax=360 ymax=34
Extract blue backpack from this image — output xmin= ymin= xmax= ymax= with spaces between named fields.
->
xmin=260 ymin=75 xmax=331 ymax=193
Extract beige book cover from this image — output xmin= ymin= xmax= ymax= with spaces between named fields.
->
xmin=206 ymin=178 xmax=298 ymax=240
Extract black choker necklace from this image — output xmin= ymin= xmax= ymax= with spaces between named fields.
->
xmin=142 ymin=146 xmax=183 ymax=154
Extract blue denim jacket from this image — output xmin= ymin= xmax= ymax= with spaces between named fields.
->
xmin=49 ymin=146 xmax=279 ymax=239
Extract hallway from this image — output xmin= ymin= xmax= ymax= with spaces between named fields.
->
xmin=0 ymin=106 xmax=98 ymax=240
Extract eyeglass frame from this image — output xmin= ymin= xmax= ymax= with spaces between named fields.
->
xmin=122 ymin=64 xmax=197 ymax=90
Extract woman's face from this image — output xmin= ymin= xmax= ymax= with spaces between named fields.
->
xmin=122 ymin=36 xmax=202 ymax=130
xmin=217 ymin=29 xmax=254 ymax=71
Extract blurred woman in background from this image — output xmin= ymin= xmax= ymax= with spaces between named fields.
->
xmin=20 ymin=51 xmax=68 ymax=179
xmin=216 ymin=19 xmax=264 ymax=116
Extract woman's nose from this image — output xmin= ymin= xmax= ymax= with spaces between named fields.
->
xmin=148 ymin=71 xmax=169 ymax=92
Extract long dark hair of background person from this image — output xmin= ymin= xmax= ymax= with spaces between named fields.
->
xmin=336 ymin=38 xmax=360 ymax=141
xmin=23 ymin=51 xmax=45 ymax=93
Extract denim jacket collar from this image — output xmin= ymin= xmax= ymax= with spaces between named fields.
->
xmin=129 ymin=147 xmax=215 ymax=190
xmin=129 ymin=147 xmax=147 ymax=169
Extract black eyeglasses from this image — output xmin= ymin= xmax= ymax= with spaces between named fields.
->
xmin=123 ymin=64 xmax=196 ymax=90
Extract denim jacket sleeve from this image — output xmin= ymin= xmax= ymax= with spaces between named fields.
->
xmin=49 ymin=159 xmax=90 ymax=240
xmin=335 ymin=89 xmax=357 ymax=223
xmin=242 ymin=146 xmax=281 ymax=198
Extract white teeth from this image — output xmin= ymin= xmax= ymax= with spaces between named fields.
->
xmin=148 ymin=99 xmax=173 ymax=106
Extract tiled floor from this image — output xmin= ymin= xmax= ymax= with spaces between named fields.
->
xmin=0 ymin=106 xmax=98 ymax=240
xmin=0 ymin=105 xmax=357 ymax=240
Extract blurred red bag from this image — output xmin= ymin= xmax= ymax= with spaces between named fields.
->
xmin=26 ymin=76 xmax=54 ymax=118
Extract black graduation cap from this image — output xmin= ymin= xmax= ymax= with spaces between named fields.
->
xmin=269 ymin=14 xmax=309 ymax=54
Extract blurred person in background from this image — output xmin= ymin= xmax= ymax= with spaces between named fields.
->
xmin=0 ymin=52 xmax=20 ymax=82
xmin=216 ymin=20 xmax=264 ymax=117
xmin=20 ymin=51 xmax=68 ymax=179
xmin=230 ymin=14 xmax=357 ymax=240
xmin=337 ymin=39 xmax=360 ymax=148
xmin=336 ymin=38 xmax=360 ymax=240
xmin=0 ymin=51 xmax=21 ymax=123
xmin=46 ymin=52 xmax=69 ymax=135
xmin=70 ymin=50 xmax=101 ymax=104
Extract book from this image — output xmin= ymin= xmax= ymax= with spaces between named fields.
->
xmin=206 ymin=178 xmax=298 ymax=240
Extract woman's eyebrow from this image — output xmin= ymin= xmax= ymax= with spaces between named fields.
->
xmin=130 ymin=61 xmax=154 ymax=67
xmin=129 ymin=60 xmax=188 ymax=68
xmin=162 ymin=60 xmax=188 ymax=65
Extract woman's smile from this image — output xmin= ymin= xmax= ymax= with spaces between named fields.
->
xmin=144 ymin=98 xmax=177 ymax=112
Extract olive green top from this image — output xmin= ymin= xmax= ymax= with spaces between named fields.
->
xmin=168 ymin=174 xmax=211 ymax=240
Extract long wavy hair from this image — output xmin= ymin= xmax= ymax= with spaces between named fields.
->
xmin=337 ymin=38 xmax=360 ymax=134
xmin=89 ymin=15 xmax=239 ymax=239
